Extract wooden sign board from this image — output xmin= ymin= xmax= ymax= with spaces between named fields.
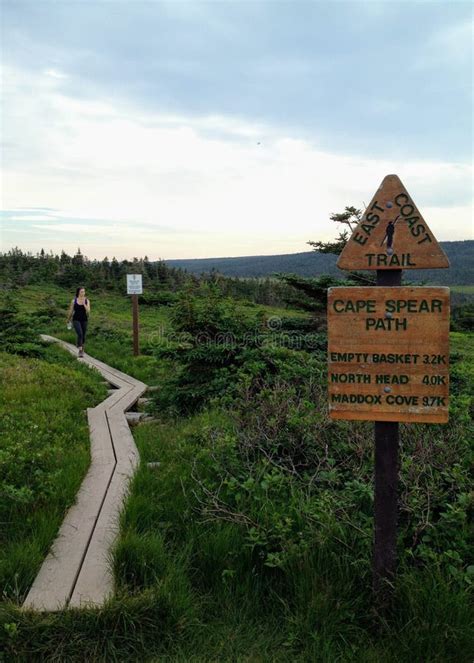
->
xmin=328 ymin=286 xmax=449 ymax=423
xmin=337 ymin=174 xmax=449 ymax=271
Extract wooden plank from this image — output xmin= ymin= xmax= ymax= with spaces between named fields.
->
xmin=69 ymin=412 xmax=139 ymax=608
xmin=337 ymin=174 xmax=450 ymax=271
xmin=40 ymin=335 xmax=134 ymax=390
xmin=109 ymin=384 xmax=147 ymax=415
xmin=23 ymin=408 xmax=115 ymax=611
xmin=68 ymin=471 xmax=123 ymax=608
xmin=87 ymin=408 xmax=117 ymax=465
xmin=82 ymin=357 xmax=138 ymax=387
xmin=125 ymin=411 xmax=147 ymax=425
xmin=82 ymin=353 xmax=145 ymax=387
xmin=25 ymin=335 xmax=147 ymax=612
xmin=22 ymin=461 xmax=114 ymax=611
xmin=80 ymin=360 xmax=134 ymax=390
xmin=40 ymin=335 xmax=143 ymax=390
xmin=106 ymin=411 xmax=140 ymax=469
xmin=327 ymin=286 xmax=450 ymax=422
xmin=101 ymin=385 xmax=136 ymax=410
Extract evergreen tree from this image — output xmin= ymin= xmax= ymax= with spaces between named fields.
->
xmin=307 ymin=206 xmax=362 ymax=255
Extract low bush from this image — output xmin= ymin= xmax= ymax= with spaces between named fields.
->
xmin=188 ymin=372 xmax=473 ymax=582
xmin=0 ymin=300 xmax=45 ymax=358
xmin=152 ymin=286 xmax=324 ymax=414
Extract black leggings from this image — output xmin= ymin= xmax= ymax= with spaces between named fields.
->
xmin=73 ymin=320 xmax=88 ymax=347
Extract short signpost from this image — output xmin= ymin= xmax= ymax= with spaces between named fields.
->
xmin=327 ymin=174 xmax=450 ymax=607
xmin=126 ymin=274 xmax=143 ymax=356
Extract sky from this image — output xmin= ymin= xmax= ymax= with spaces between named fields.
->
xmin=1 ymin=0 xmax=472 ymax=260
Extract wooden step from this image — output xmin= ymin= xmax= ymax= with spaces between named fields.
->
xmin=125 ymin=411 xmax=144 ymax=425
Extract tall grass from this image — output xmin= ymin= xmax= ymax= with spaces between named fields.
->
xmin=0 ymin=346 xmax=107 ymax=603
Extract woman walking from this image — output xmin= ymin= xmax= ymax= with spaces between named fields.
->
xmin=66 ymin=287 xmax=91 ymax=357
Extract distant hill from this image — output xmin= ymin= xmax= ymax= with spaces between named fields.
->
xmin=166 ymin=240 xmax=474 ymax=285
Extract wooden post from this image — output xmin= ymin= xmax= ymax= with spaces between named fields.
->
xmin=132 ymin=294 xmax=139 ymax=356
xmin=373 ymin=268 xmax=401 ymax=607
xmin=328 ymin=174 xmax=451 ymax=610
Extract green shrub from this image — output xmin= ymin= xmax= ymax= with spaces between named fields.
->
xmin=0 ymin=300 xmax=45 ymax=357
xmin=152 ymin=285 xmax=325 ymax=414
xmin=188 ymin=366 xmax=473 ymax=581
xmin=451 ymin=304 xmax=474 ymax=331
xmin=138 ymin=290 xmax=178 ymax=306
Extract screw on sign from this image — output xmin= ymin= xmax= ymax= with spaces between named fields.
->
xmin=328 ymin=174 xmax=450 ymax=609
xmin=127 ymin=274 xmax=143 ymax=355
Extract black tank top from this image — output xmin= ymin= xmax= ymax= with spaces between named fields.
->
xmin=73 ymin=298 xmax=88 ymax=321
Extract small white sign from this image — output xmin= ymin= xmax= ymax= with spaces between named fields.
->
xmin=127 ymin=274 xmax=143 ymax=295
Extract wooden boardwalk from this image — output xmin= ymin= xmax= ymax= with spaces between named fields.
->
xmin=22 ymin=335 xmax=147 ymax=611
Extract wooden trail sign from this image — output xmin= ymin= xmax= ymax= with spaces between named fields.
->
xmin=327 ymin=174 xmax=451 ymax=608
xmin=328 ymin=287 xmax=450 ymax=423
xmin=337 ymin=174 xmax=449 ymax=271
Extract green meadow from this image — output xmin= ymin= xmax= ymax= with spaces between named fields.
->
xmin=0 ymin=276 xmax=472 ymax=662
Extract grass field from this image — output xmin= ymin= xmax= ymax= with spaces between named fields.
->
xmin=1 ymin=285 xmax=472 ymax=662
xmin=0 ymin=346 xmax=107 ymax=603
xmin=5 ymin=284 xmax=307 ymax=384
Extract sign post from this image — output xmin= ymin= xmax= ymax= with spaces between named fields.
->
xmin=373 ymin=268 xmax=401 ymax=603
xmin=126 ymin=274 xmax=143 ymax=356
xmin=328 ymin=174 xmax=450 ymax=608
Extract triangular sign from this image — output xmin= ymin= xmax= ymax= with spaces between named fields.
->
xmin=337 ymin=174 xmax=449 ymax=271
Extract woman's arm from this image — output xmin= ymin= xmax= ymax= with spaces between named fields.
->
xmin=66 ymin=299 xmax=74 ymax=322
xmin=85 ymin=298 xmax=91 ymax=314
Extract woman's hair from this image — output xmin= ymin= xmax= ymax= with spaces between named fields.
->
xmin=75 ymin=286 xmax=86 ymax=297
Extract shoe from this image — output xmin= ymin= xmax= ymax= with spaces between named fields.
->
xmin=78 ymin=349 xmax=84 ymax=358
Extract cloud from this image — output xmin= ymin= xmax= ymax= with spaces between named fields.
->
xmin=13 ymin=207 xmax=59 ymax=212
xmin=1 ymin=63 xmax=472 ymax=259
xmin=43 ymin=68 xmax=68 ymax=79
xmin=8 ymin=215 xmax=54 ymax=221
xmin=414 ymin=18 xmax=473 ymax=70
xmin=3 ymin=0 xmax=472 ymax=160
